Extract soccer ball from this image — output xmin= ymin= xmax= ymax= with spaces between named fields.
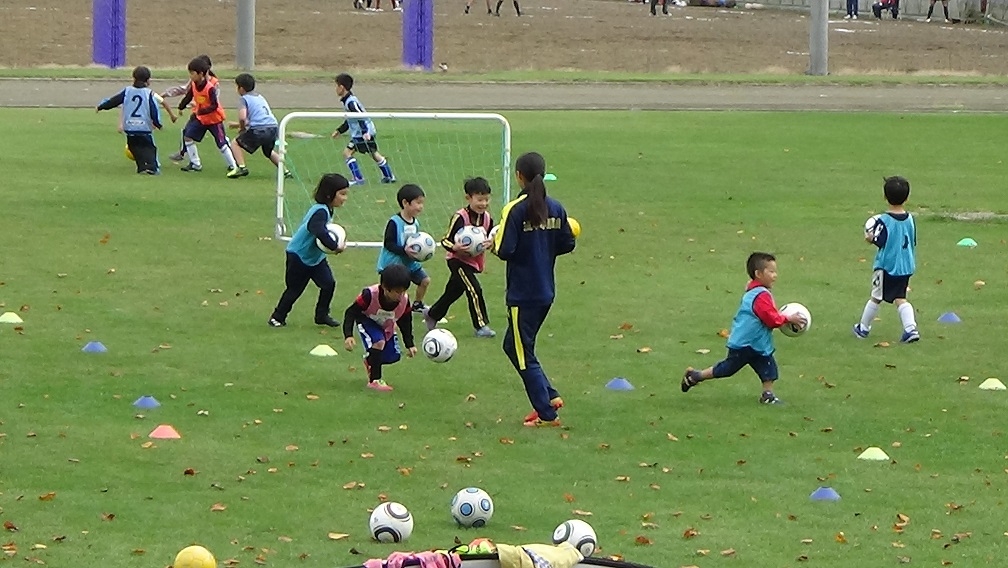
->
xmin=568 ymin=217 xmax=581 ymax=238
xmin=124 ymin=145 xmax=135 ymax=161
xmin=864 ymin=214 xmax=883 ymax=238
xmin=405 ymin=232 xmax=436 ymax=262
xmin=454 ymin=225 xmax=488 ymax=255
xmin=173 ymin=545 xmax=216 ymax=568
xmin=488 ymin=225 xmax=500 ymax=242
xmin=316 ymin=223 xmax=347 ymax=254
xmin=422 ymin=328 xmax=457 ymax=363
xmin=451 ymin=487 xmax=494 ymax=528
xmin=779 ymin=302 xmax=812 ymax=337
xmin=368 ymin=502 xmax=414 ymax=543
xmin=552 ymin=519 xmax=597 ymax=557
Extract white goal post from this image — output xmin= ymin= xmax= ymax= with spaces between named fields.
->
xmin=276 ymin=112 xmax=512 ymax=248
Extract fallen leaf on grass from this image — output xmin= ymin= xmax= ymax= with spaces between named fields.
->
xmin=511 ymin=525 xmax=527 ymax=531
xmin=327 ymin=533 xmax=349 ymax=541
xmin=564 ymin=493 xmax=575 ymax=503
xmin=285 ymin=445 xmax=299 ymax=451
xmin=572 ymin=509 xmax=593 ymax=517
xmin=131 ymin=548 xmax=144 ymax=555
xmin=696 ymin=549 xmax=709 ymax=556
xmin=615 ymin=476 xmax=630 ymax=482
xmin=499 ymin=438 xmax=514 ymax=445
xmin=634 ymin=536 xmax=652 ymax=545
xmin=695 ymin=348 xmax=710 ymax=354
xmin=3 ymin=522 xmax=17 ymax=532
xmin=377 ymin=426 xmax=392 ymax=433
xmin=305 ymin=394 xmax=320 ymax=401
xmin=874 ymin=341 xmax=891 ymax=348
xmin=893 ymin=541 xmax=906 ymax=548
xmin=636 ymin=346 xmax=652 ymax=354
xmin=717 ymin=329 xmax=730 ymax=338
xmin=641 ymin=522 xmax=659 ymax=529
xmin=721 ymin=549 xmax=736 ymax=557
xmin=211 ymin=503 xmax=227 ymax=512
xmin=342 ymin=481 xmax=362 ymax=489
xmin=683 ymin=527 xmax=699 ymax=539
xmin=38 ymin=492 xmax=56 ymax=501
xmin=835 ymin=532 xmax=847 ymax=544
xmin=360 ymin=453 xmax=374 ymax=459
xmin=183 ymin=468 xmax=198 ymax=476
xmin=101 ymin=513 xmax=115 ymax=521
xmin=801 ymin=539 xmax=813 ymax=544
xmin=609 ymin=334 xmax=624 ymax=340
xmin=619 ymin=322 xmax=633 ymax=330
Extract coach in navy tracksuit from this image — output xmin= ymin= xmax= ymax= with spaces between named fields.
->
xmin=493 ymin=151 xmax=577 ymax=428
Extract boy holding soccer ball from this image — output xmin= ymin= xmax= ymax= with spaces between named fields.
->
xmin=681 ymin=252 xmax=807 ymax=405
xmin=424 ymin=177 xmax=496 ymax=337
xmin=378 ymin=184 xmax=433 ymax=312
xmin=343 ymin=264 xmax=417 ymax=392
xmin=853 ymin=176 xmax=919 ymax=343
xmin=267 ymin=174 xmax=349 ymax=328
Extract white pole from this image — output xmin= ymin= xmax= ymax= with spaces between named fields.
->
xmin=237 ymin=0 xmax=256 ymax=71
xmin=808 ymin=0 xmax=829 ymax=76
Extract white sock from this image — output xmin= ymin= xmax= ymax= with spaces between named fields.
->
xmin=859 ymin=300 xmax=879 ymax=330
xmin=897 ymin=302 xmax=917 ymax=332
xmin=185 ymin=141 xmax=201 ymax=167
xmin=220 ymin=144 xmax=237 ymax=169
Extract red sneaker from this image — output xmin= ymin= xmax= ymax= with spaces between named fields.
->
xmin=523 ymin=418 xmax=561 ymax=428
xmin=522 ymin=397 xmax=564 ymax=423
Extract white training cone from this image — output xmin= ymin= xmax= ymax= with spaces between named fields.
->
xmin=857 ymin=447 xmax=890 ymax=461
xmin=978 ymin=378 xmax=1006 ymax=391
xmin=0 ymin=312 xmax=24 ymax=324
xmin=309 ymin=344 xmax=338 ymax=357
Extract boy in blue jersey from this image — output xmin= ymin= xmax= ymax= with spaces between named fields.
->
xmin=96 ymin=66 xmax=169 ymax=175
xmin=853 ymin=176 xmax=919 ymax=343
xmin=494 ymin=152 xmax=577 ymax=427
xmin=681 ymin=252 xmax=807 ymax=405
xmin=227 ymin=73 xmax=290 ymax=179
xmin=377 ymin=184 xmax=432 ymax=312
xmin=268 ymin=174 xmax=349 ymax=328
xmin=330 ymin=73 xmax=396 ymax=186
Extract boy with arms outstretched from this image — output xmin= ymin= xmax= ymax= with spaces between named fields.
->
xmin=682 ymin=252 xmax=807 ymax=405
xmin=378 ymin=184 xmax=433 ymax=312
xmin=853 ymin=176 xmax=919 ymax=343
xmin=330 ymin=73 xmax=396 ymax=185
xmin=424 ymin=177 xmax=495 ymax=337
xmin=96 ymin=65 xmax=172 ymax=175
xmin=343 ymin=264 xmax=417 ymax=392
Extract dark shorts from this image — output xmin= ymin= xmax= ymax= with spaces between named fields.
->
xmin=183 ymin=120 xmax=230 ymax=148
xmin=357 ymin=318 xmax=402 ymax=363
xmin=871 ymin=269 xmax=910 ymax=303
xmin=236 ymin=126 xmax=278 ymax=156
xmin=347 ymin=136 xmax=379 ymax=154
xmin=712 ymin=346 xmax=779 ymax=382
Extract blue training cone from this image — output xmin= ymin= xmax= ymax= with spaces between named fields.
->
xmin=82 ymin=341 xmax=107 ymax=353
xmin=810 ymin=486 xmax=841 ymax=501
xmin=133 ymin=396 xmax=160 ymax=409
xmin=605 ymin=377 xmax=634 ymax=391
xmin=937 ymin=312 xmax=961 ymax=324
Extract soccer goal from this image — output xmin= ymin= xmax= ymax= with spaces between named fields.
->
xmin=276 ymin=112 xmax=512 ymax=247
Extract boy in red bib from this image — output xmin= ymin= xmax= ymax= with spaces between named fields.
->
xmin=424 ymin=177 xmax=496 ymax=337
xmin=343 ymin=264 xmax=417 ymax=392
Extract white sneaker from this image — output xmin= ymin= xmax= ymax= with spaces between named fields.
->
xmin=844 ymin=14 xmax=851 ymax=19
xmin=852 ymin=14 xmax=858 ymax=19
xmin=925 ymin=17 xmax=931 ymax=21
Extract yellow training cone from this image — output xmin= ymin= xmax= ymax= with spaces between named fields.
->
xmin=978 ymin=378 xmax=1006 ymax=391
xmin=857 ymin=447 xmax=890 ymax=461
xmin=310 ymin=344 xmax=338 ymax=357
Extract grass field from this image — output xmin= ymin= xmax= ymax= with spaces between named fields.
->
xmin=2 ymin=109 xmax=1007 ymax=568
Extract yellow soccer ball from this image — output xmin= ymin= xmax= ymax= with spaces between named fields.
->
xmin=124 ymin=145 xmax=135 ymax=161
xmin=568 ymin=217 xmax=581 ymax=238
xmin=174 ymin=545 xmax=216 ymax=568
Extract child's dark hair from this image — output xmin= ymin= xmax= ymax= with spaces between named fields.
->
xmin=197 ymin=54 xmax=217 ymax=78
xmin=397 ymin=184 xmax=425 ymax=208
xmin=314 ymin=173 xmax=350 ymax=204
xmin=235 ymin=73 xmax=256 ymax=93
xmin=464 ymin=177 xmax=492 ymax=196
xmin=515 ymin=152 xmax=548 ymax=227
xmin=746 ymin=252 xmax=776 ymax=279
xmin=335 ymin=73 xmax=354 ymax=92
xmin=132 ymin=66 xmax=151 ymax=86
xmin=883 ymin=175 xmax=910 ymax=206
xmin=188 ymin=57 xmax=211 ymax=75
xmin=380 ymin=264 xmax=412 ymax=291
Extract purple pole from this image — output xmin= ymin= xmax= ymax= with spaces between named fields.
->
xmin=92 ymin=0 xmax=126 ymax=68
xmin=401 ymin=0 xmax=433 ymax=71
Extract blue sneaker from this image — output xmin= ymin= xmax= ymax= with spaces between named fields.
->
xmin=381 ymin=176 xmax=397 ymax=184
xmin=900 ymin=328 xmax=921 ymax=343
xmin=349 ymin=178 xmax=366 ymax=186
xmin=474 ymin=326 xmax=496 ymax=338
xmin=852 ymin=324 xmax=870 ymax=338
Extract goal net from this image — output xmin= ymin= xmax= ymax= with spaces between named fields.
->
xmin=276 ymin=112 xmax=512 ymax=247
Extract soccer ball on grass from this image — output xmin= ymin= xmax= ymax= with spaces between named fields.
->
xmin=173 ymin=545 xmax=216 ymax=568
xmin=450 ymin=487 xmax=494 ymax=528
xmin=552 ymin=519 xmax=597 ymax=557
xmin=422 ymin=328 xmax=457 ymax=362
xmin=369 ymin=502 xmax=414 ymax=543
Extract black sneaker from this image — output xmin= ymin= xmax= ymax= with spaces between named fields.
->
xmin=268 ymin=318 xmax=286 ymax=328
xmin=760 ymin=391 xmax=782 ymax=405
xmin=681 ymin=368 xmax=702 ymax=393
xmin=315 ymin=316 xmax=340 ymax=327
xmin=181 ymin=163 xmax=203 ymax=172
xmin=411 ymin=301 xmax=428 ymax=313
